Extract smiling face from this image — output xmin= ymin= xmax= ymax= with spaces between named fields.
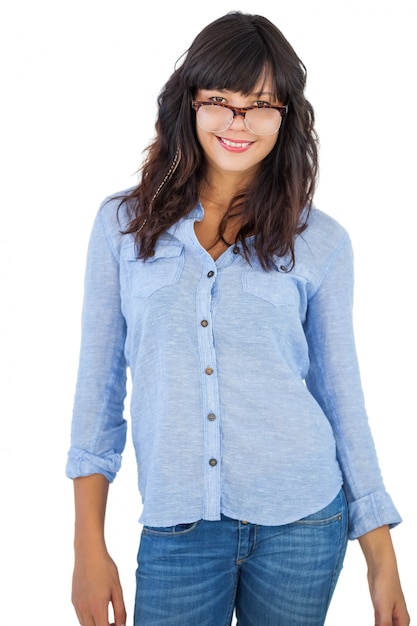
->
xmin=194 ymin=77 xmax=283 ymax=184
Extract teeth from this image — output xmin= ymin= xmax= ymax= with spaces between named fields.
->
xmin=221 ymin=137 xmax=251 ymax=148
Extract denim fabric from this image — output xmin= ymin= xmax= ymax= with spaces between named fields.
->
xmin=66 ymin=191 xmax=401 ymax=538
xmin=134 ymin=489 xmax=349 ymax=625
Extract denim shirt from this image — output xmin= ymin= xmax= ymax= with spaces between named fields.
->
xmin=66 ymin=193 xmax=401 ymax=539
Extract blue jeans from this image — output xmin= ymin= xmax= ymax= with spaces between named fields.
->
xmin=134 ymin=489 xmax=348 ymax=626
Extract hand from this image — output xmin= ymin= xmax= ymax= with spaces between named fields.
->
xmin=367 ymin=567 xmax=410 ymax=626
xmin=72 ymin=549 xmax=126 ymax=626
xmin=359 ymin=526 xmax=410 ymax=626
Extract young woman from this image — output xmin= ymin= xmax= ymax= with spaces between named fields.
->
xmin=67 ymin=12 xmax=409 ymax=626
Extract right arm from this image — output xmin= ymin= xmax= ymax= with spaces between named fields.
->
xmin=72 ymin=474 xmax=126 ymax=626
xmin=66 ymin=201 xmax=130 ymax=625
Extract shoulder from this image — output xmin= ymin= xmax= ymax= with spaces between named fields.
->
xmin=297 ymin=206 xmax=351 ymax=256
xmin=292 ymin=206 xmax=353 ymax=282
xmin=98 ymin=186 xmax=137 ymax=232
xmin=91 ymin=187 xmax=137 ymax=253
xmin=304 ymin=206 xmax=349 ymax=244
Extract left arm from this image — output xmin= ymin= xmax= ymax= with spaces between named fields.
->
xmin=303 ymin=222 xmax=408 ymax=622
xmin=304 ymin=232 xmax=401 ymax=537
xmin=359 ymin=525 xmax=409 ymax=626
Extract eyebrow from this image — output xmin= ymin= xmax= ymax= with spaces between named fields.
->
xmin=203 ymin=89 xmax=276 ymax=98
xmin=253 ymin=91 xmax=275 ymax=98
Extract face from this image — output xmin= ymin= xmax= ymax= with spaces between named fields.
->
xmin=194 ymin=78 xmax=283 ymax=182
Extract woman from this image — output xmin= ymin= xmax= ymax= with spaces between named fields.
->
xmin=67 ymin=12 xmax=409 ymax=626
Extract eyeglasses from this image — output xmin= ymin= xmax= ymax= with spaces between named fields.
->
xmin=192 ymin=100 xmax=288 ymax=136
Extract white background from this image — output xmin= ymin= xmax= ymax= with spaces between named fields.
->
xmin=1 ymin=1 xmax=415 ymax=624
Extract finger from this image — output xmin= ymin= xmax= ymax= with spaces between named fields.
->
xmin=77 ymin=603 xmax=111 ymax=626
xmin=73 ymin=604 xmax=96 ymax=626
xmin=112 ymin=590 xmax=127 ymax=626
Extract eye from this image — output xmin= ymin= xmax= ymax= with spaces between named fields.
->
xmin=210 ymin=96 xmax=227 ymax=103
xmin=253 ymin=100 xmax=272 ymax=108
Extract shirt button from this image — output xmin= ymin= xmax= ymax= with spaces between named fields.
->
xmin=209 ymin=458 xmax=217 ymax=467
xmin=205 ymin=367 xmax=213 ymax=375
xmin=207 ymin=270 xmax=215 ymax=278
xmin=207 ymin=413 xmax=216 ymax=421
xmin=201 ymin=319 xmax=208 ymax=327
xmin=233 ymin=246 xmax=240 ymax=254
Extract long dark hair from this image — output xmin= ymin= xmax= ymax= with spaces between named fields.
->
xmin=120 ymin=12 xmax=319 ymax=269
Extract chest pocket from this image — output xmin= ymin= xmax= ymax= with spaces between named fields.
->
xmin=242 ymin=264 xmax=299 ymax=308
xmin=126 ymin=243 xmax=185 ymax=297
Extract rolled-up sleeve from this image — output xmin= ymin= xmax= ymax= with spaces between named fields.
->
xmin=304 ymin=232 xmax=402 ymax=539
xmin=66 ymin=202 xmax=128 ymax=483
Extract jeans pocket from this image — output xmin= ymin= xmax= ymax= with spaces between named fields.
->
xmin=295 ymin=489 xmax=347 ymax=526
xmin=142 ymin=521 xmax=199 ymax=536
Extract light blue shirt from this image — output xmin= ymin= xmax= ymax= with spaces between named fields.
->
xmin=66 ymin=193 xmax=401 ymax=539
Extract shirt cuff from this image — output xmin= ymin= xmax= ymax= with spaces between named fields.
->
xmin=65 ymin=448 xmax=122 ymax=483
xmin=347 ymin=489 xmax=402 ymax=539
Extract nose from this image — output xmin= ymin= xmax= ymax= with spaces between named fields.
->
xmin=229 ymin=110 xmax=247 ymax=131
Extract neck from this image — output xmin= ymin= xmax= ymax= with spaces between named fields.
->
xmin=199 ymin=167 xmax=254 ymax=207
xmin=199 ymin=194 xmax=227 ymax=210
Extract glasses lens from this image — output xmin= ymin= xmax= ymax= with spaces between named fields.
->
xmin=245 ymin=108 xmax=282 ymax=135
xmin=197 ymin=105 xmax=233 ymax=133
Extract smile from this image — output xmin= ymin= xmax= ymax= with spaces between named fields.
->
xmin=218 ymin=136 xmax=253 ymax=152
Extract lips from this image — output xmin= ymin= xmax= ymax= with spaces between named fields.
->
xmin=217 ymin=136 xmax=253 ymax=152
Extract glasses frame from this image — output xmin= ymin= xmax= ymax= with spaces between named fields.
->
xmin=191 ymin=100 xmax=288 ymax=135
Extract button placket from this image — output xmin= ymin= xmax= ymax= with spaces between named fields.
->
xmin=196 ymin=263 xmax=222 ymax=518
